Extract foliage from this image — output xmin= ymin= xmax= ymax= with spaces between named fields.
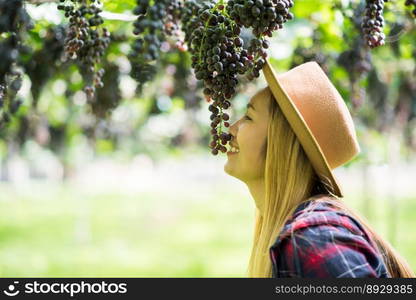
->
xmin=0 ymin=0 xmax=414 ymax=163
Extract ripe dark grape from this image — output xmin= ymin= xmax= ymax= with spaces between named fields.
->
xmin=57 ymin=0 xmax=110 ymax=101
xmin=129 ymin=0 xmax=183 ymax=93
xmin=361 ymin=0 xmax=388 ymax=48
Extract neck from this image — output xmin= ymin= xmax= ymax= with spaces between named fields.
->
xmin=246 ymin=177 xmax=266 ymax=215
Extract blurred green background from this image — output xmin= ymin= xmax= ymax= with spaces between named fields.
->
xmin=1 ymin=149 xmax=415 ymax=276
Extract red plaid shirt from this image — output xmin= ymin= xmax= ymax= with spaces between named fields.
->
xmin=269 ymin=196 xmax=390 ymax=278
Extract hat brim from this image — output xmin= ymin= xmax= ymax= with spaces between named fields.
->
xmin=262 ymin=59 xmax=343 ymax=198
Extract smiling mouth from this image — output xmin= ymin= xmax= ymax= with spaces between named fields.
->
xmin=227 ymin=146 xmax=240 ymax=155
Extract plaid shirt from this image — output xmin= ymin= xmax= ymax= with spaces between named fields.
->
xmin=269 ymin=197 xmax=390 ymax=278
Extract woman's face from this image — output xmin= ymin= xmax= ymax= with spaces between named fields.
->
xmin=224 ymin=87 xmax=271 ymax=183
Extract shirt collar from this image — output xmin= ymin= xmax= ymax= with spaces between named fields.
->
xmin=292 ymin=200 xmax=313 ymax=216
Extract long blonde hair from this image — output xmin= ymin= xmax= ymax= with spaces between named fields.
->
xmin=246 ymin=90 xmax=415 ymax=278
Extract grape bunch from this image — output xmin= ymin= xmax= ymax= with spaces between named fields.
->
xmin=361 ymin=0 xmax=388 ymax=48
xmin=180 ymin=0 xmax=204 ymax=50
xmin=164 ymin=0 xmax=184 ymax=37
xmin=94 ymin=62 xmax=121 ymax=118
xmin=25 ymin=25 xmax=66 ymax=106
xmin=226 ymin=0 xmax=294 ymax=36
xmin=0 ymin=0 xmax=32 ymax=128
xmin=227 ymin=0 xmax=293 ymax=79
xmin=0 ymin=0 xmax=32 ymax=34
xmin=57 ymin=0 xmax=110 ymax=101
xmin=129 ymin=0 xmax=183 ymax=94
xmin=405 ymin=0 xmax=416 ymax=17
xmin=180 ymin=0 xmax=294 ymax=155
xmin=183 ymin=2 xmax=257 ymax=154
xmin=0 ymin=35 xmax=24 ymax=116
xmin=337 ymin=40 xmax=372 ymax=109
xmin=130 ymin=0 xmax=294 ymax=155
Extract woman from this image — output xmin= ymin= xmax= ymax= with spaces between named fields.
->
xmin=224 ymin=60 xmax=414 ymax=278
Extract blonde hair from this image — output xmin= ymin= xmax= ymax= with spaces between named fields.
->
xmin=246 ymin=90 xmax=415 ymax=278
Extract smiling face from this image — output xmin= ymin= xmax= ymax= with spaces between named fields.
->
xmin=224 ymin=86 xmax=271 ymax=183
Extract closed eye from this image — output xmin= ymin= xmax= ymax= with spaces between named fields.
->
xmin=244 ymin=115 xmax=251 ymax=121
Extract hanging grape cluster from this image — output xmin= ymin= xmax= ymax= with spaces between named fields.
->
xmin=181 ymin=0 xmax=294 ymax=155
xmin=338 ymin=40 xmax=373 ymax=108
xmin=26 ymin=25 xmax=67 ymax=106
xmin=129 ymin=0 xmax=183 ymax=94
xmin=227 ymin=0 xmax=294 ymax=79
xmin=182 ymin=1 xmax=241 ymax=154
xmin=339 ymin=0 xmax=373 ymax=77
xmin=227 ymin=0 xmax=293 ymax=79
xmin=2 ymin=0 xmax=415 ymax=153
xmin=164 ymin=0 xmax=184 ymax=37
xmin=405 ymin=0 xmax=416 ymax=17
xmin=94 ymin=62 xmax=122 ymax=118
xmin=0 ymin=0 xmax=32 ymax=128
xmin=227 ymin=0 xmax=294 ymax=36
xmin=57 ymin=0 xmax=110 ymax=101
xmin=335 ymin=0 xmax=373 ymax=109
xmin=0 ymin=35 xmax=22 ymax=127
xmin=180 ymin=0 xmax=203 ymax=50
xmin=362 ymin=0 xmax=387 ymax=48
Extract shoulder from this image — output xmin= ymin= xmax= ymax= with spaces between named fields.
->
xmin=269 ymin=196 xmax=390 ymax=278
xmin=276 ymin=196 xmax=369 ymax=241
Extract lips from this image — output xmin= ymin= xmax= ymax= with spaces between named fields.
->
xmin=227 ymin=145 xmax=240 ymax=155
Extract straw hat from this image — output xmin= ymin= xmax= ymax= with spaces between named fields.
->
xmin=262 ymin=59 xmax=361 ymax=198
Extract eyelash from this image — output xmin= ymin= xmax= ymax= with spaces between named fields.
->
xmin=244 ymin=114 xmax=251 ymax=121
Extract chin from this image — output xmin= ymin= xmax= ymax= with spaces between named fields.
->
xmin=224 ymin=163 xmax=242 ymax=182
xmin=223 ymin=161 xmax=234 ymax=177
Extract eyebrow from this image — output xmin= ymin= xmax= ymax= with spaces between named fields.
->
xmin=246 ymin=103 xmax=256 ymax=111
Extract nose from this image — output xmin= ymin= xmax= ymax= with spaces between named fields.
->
xmin=228 ymin=118 xmax=240 ymax=141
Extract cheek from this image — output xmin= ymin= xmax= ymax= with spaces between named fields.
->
xmin=238 ymin=125 xmax=265 ymax=156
